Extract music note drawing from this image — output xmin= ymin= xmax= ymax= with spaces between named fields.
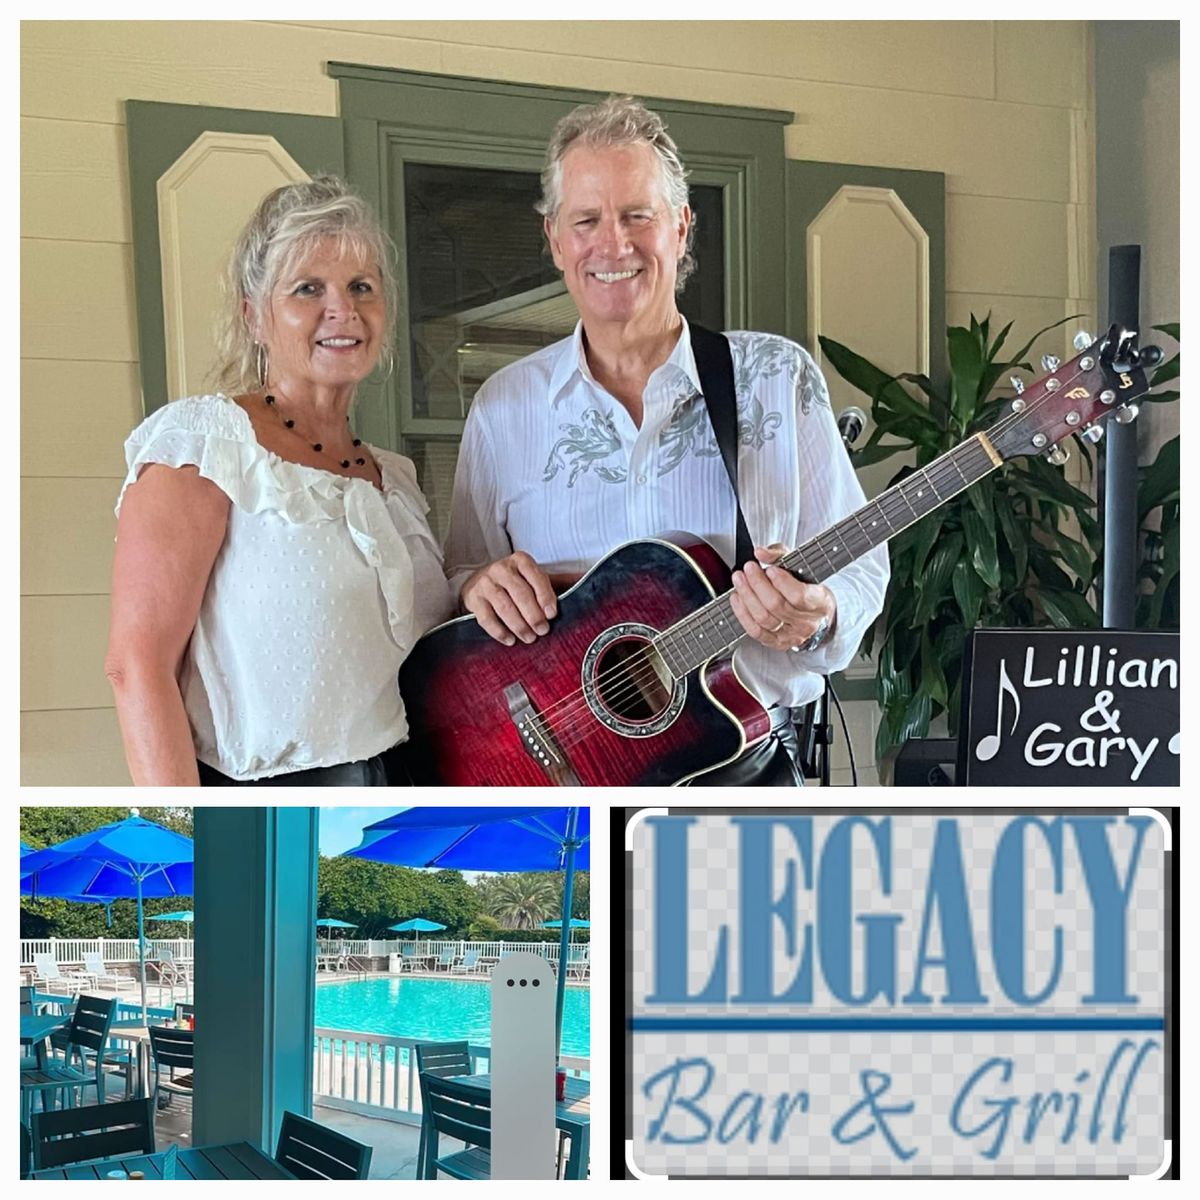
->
xmin=974 ymin=659 xmax=1021 ymax=762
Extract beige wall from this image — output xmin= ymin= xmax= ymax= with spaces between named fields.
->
xmin=21 ymin=20 xmax=1098 ymax=785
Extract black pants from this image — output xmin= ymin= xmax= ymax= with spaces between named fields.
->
xmin=197 ymin=756 xmax=389 ymax=786
xmin=684 ymin=707 xmax=805 ymax=787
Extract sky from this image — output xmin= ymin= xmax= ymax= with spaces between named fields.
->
xmin=318 ymin=807 xmax=486 ymax=880
xmin=318 ymin=806 xmax=392 ymax=857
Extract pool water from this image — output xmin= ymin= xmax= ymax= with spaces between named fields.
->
xmin=315 ymin=974 xmax=590 ymax=1059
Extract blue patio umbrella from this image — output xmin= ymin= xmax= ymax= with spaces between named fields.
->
xmin=344 ymin=806 xmax=589 ymax=1060
xmin=21 ymin=811 xmax=194 ymax=1023
xmin=315 ymin=918 xmax=357 ymax=930
xmin=148 ymin=910 xmax=194 ymax=924
xmin=388 ymin=918 xmax=446 ymax=935
xmin=542 ymin=918 xmax=589 ymax=948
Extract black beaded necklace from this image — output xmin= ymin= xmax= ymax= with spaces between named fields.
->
xmin=264 ymin=394 xmax=366 ymax=470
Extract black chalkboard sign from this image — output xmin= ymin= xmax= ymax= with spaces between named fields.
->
xmin=959 ymin=629 xmax=1179 ymax=785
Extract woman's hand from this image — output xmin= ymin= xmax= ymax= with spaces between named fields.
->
xmin=106 ymin=465 xmax=229 ymax=785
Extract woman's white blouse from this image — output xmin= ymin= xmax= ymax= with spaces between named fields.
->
xmin=116 ymin=394 xmax=452 ymax=781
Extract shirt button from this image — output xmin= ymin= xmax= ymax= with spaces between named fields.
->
xmin=637 ymin=474 xmax=647 ymax=484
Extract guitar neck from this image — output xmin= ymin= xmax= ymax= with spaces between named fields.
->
xmin=654 ymin=431 xmax=1004 ymax=676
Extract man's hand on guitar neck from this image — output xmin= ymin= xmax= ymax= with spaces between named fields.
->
xmin=461 ymin=552 xmax=560 ymax=646
xmin=730 ymin=544 xmax=838 ymax=653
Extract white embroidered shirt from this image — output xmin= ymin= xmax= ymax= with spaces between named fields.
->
xmin=445 ymin=320 xmax=889 ymax=708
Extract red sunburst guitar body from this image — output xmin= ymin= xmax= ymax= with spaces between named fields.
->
xmin=398 ymin=534 xmax=771 ymax=786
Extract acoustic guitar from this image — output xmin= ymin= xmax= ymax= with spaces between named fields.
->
xmin=398 ymin=325 xmax=1160 ymax=786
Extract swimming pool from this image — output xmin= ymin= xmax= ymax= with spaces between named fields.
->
xmin=315 ymin=974 xmax=590 ymax=1059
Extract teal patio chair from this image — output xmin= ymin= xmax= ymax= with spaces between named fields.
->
xmin=274 ymin=1111 xmax=372 ymax=1179
xmin=421 ymin=1075 xmax=492 ymax=1179
xmin=147 ymin=1025 xmax=194 ymax=1131
xmin=20 ymin=993 xmax=118 ymax=1125
xmin=31 ymin=1096 xmax=155 ymax=1172
xmin=415 ymin=1041 xmax=473 ymax=1178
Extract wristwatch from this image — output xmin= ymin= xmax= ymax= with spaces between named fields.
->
xmin=792 ymin=613 xmax=832 ymax=653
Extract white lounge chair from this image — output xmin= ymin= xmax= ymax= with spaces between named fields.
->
xmin=451 ymin=950 xmax=481 ymax=975
xmin=148 ymin=947 xmax=191 ymax=988
xmin=31 ymin=953 xmax=89 ymax=995
xmin=433 ymin=949 xmax=456 ymax=972
xmin=82 ymin=953 xmax=136 ymax=992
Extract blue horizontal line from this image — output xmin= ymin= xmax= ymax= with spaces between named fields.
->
xmin=631 ymin=1016 xmax=1164 ymax=1033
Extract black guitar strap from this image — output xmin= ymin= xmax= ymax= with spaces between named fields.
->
xmin=689 ymin=322 xmax=756 ymax=570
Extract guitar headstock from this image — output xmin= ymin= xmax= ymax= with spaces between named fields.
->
xmin=985 ymin=325 xmax=1163 ymax=466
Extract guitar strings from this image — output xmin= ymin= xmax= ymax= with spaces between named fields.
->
xmin=514 ymin=358 xmax=1101 ymax=753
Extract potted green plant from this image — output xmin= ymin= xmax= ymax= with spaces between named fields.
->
xmin=818 ymin=316 xmax=1177 ymax=761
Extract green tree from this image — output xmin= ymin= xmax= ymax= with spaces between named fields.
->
xmin=315 ymin=857 xmax=480 ymax=937
xmin=485 ymin=874 xmax=561 ymax=930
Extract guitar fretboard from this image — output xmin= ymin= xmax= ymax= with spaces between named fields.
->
xmin=652 ymin=432 xmax=1001 ymax=678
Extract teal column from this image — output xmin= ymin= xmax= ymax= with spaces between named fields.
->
xmin=192 ymin=807 xmax=318 ymax=1150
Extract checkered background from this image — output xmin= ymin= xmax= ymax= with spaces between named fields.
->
xmin=628 ymin=812 xmax=1166 ymax=1176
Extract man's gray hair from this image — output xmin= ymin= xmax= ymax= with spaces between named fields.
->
xmin=212 ymin=175 xmax=398 ymax=394
xmin=537 ymin=95 xmax=696 ymax=289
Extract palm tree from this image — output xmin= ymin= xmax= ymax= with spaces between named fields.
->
xmin=486 ymin=874 xmax=559 ymax=930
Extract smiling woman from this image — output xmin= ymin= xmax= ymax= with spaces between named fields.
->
xmin=104 ymin=178 xmax=453 ymax=786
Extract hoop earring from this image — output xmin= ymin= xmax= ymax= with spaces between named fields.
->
xmin=255 ymin=343 xmax=269 ymax=390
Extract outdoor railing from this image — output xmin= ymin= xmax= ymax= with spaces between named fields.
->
xmin=20 ymin=939 xmax=192 ymax=966
xmin=312 ymin=1027 xmax=590 ymax=1124
xmin=23 ymin=937 xmax=589 ymax=969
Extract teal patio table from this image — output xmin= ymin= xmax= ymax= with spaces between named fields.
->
xmin=20 ymin=1013 xmax=70 ymax=1069
xmin=31 ymin=1142 xmax=295 ymax=1179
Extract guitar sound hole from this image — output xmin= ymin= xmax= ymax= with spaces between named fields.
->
xmin=592 ymin=637 xmax=673 ymax=722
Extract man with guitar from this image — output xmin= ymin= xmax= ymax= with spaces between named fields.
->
xmin=440 ymin=95 xmax=888 ymax=785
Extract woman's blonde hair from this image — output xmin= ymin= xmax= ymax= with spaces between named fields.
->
xmin=536 ymin=95 xmax=696 ymax=289
xmin=211 ymin=175 xmax=398 ymax=394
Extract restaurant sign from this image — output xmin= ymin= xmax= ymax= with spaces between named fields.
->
xmin=625 ymin=809 xmax=1172 ymax=1178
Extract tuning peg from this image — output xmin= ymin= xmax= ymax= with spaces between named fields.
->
xmin=1115 ymin=404 xmax=1140 ymax=425
xmin=1047 ymin=444 xmax=1071 ymax=467
xmin=1080 ymin=425 xmax=1104 ymax=444
xmin=1073 ymin=330 xmax=1095 ymax=351
xmin=1139 ymin=345 xmax=1165 ymax=368
xmin=1041 ymin=355 xmax=1061 ymax=373
xmin=1010 ymin=376 xmax=1025 ymax=395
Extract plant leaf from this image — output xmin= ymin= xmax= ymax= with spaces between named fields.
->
xmin=1137 ymin=435 xmax=1180 ymax=521
xmin=1151 ymin=322 xmax=1179 ymax=341
xmin=1009 ymin=463 xmax=1095 ymax=511
xmin=962 ymin=506 xmax=1000 ymax=589
xmin=1050 ymin=527 xmax=1095 ymax=585
xmin=993 ymin=492 xmax=1028 ymax=583
xmin=913 ymin=531 xmax=964 ymax=623
xmin=819 ymin=337 xmax=940 ymax=430
xmin=951 ymin=559 xmax=984 ymax=630
xmin=895 ymin=689 xmax=934 ymax=745
xmin=947 ymin=325 xmax=986 ymax=430
xmin=920 ymin=627 xmax=948 ymax=708
xmin=1039 ymin=587 xmax=1100 ymax=629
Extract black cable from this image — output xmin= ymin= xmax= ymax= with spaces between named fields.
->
xmin=827 ymin=679 xmax=858 ymax=787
